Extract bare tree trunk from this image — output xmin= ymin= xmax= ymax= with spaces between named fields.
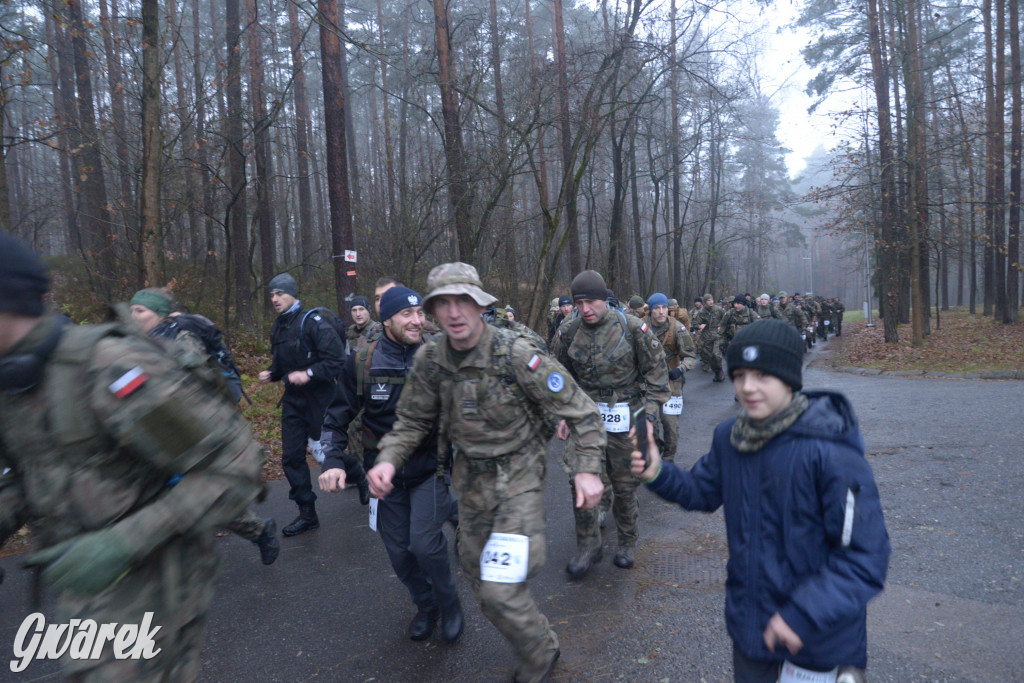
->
xmin=139 ymin=0 xmax=162 ymax=285
xmin=900 ymin=0 xmax=927 ymax=345
xmin=44 ymin=7 xmax=78 ymax=249
xmin=68 ymin=0 xmax=115 ymax=292
xmin=630 ymin=124 xmax=644 ymax=291
xmin=376 ymin=0 xmax=396 ymax=223
xmin=97 ymin=0 xmax=134 ymax=253
xmin=245 ymin=0 xmax=276 ymax=310
xmin=0 ymin=85 xmax=9 ymax=234
xmin=552 ymin=0 xmax=582 ymax=273
xmin=432 ymin=0 xmax=474 ymax=260
xmin=319 ymin=0 xmax=355 ymax=312
xmin=1008 ymin=0 xmax=1021 ymax=321
xmin=868 ymin=0 xmax=899 ymax=342
xmin=225 ymin=0 xmax=253 ymax=328
xmin=287 ymin=0 xmax=316 ymax=280
xmin=670 ymin=0 xmax=681 ymax=296
xmin=166 ymin=0 xmax=201 ymax=262
xmin=339 ymin=0 xmax=362 ymax=234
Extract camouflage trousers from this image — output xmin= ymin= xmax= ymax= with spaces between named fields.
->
xmin=223 ymin=507 xmax=268 ymax=542
xmin=571 ymin=432 xmax=642 ymax=551
xmin=347 ymin=411 xmax=365 ymax=467
xmin=453 ymin=447 xmax=559 ymax=682
xmin=55 ymin=535 xmax=219 ymax=682
xmin=696 ymin=335 xmax=722 ymax=373
xmin=659 ymin=381 xmax=683 ymax=462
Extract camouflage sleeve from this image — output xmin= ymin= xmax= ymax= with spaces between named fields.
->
xmin=634 ymin=321 xmax=671 ymax=415
xmin=0 ymin=441 xmax=29 ymax=547
xmin=87 ymin=335 xmax=264 ymax=555
xmin=376 ymin=343 xmax=441 ymax=472
xmin=549 ymin=322 xmax=571 ymax=370
xmin=675 ymin=325 xmax=699 ymax=371
xmin=171 ymin=329 xmax=209 ymax=369
xmin=509 ymin=340 xmax=605 ymax=475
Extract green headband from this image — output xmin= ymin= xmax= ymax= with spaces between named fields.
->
xmin=131 ymin=290 xmax=172 ymax=318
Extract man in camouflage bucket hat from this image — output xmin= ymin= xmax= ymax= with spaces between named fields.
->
xmin=368 ymin=262 xmax=606 ymax=682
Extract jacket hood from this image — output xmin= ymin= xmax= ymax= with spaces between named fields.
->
xmin=787 ymin=390 xmax=863 ymax=451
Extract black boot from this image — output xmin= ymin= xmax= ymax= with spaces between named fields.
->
xmin=566 ymin=547 xmax=603 ymax=580
xmin=440 ymin=600 xmax=464 ymax=643
xmin=408 ymin=607 xmax=438 ymax=641
xmin=255 ymin=518 xmax=280 ymax=565
xmin=712 ymin=368 xmax=725 ymax=383
xmin=282 ymin=504 xmax=319 ymax=536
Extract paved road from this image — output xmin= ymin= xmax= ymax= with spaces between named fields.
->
xmin=2 ymin=338 xmax=1022 ymax=681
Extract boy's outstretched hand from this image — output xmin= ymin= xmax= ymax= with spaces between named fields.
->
xmin=629 ymin=418 xmax=662 ymax=482
xmin=763 ymin=613 xmax=803 ymax=655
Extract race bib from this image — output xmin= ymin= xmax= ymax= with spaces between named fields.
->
xmin=801 ymin=333 xmax=807 ymax=340
xmin=778 ymin=661 xmax=837 ymax=683
xmin=597 ymin=402 xmax=631 ymax=433
xmin=480 ymin=533 xmax=529 ymax=583
xmin=368 ymin=497 xmax=379 ymax=532
xmin=824 ymin=319 xmax=831 ymax=326
xmin=663 ymin=395 xmax=683 ymax=416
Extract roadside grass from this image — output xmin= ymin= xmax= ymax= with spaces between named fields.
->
xmin=829 ymin=310 xmax=1024 ymax=373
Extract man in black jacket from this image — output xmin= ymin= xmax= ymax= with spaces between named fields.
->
xmin=258 ymin=273 xmax=366 ymax=536
xmin=318 ymin=286 xmax=463 ymax=644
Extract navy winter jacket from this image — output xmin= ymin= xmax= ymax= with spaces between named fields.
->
xmin=647 ymin=391 xmax=890 ymax=669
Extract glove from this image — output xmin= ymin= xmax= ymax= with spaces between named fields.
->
xmin=26 ymin=527 xmax=135 ymax=596
xmin=668 ymin=368 xmax=683 ymax=381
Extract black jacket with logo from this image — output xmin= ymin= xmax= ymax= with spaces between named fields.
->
xmin=321 ymin=333 xmax=439 ymax=486
xmin=267 ymin=304 xmax=346 ymax=395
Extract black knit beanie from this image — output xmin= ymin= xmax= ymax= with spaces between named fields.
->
xmin=570 ymin=270 xmax=607 ymax=301
xmin=350 ymin=295 xmax=371 ymax=311
xmin=0 ymin=233 xmax=48 ymax=316
xmin=268 ymin=272 xmax=299 ymax=297
xmin=726 ymin=318 xmax=804 ymax=391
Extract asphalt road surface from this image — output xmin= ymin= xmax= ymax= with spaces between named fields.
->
xmin=2 ymin=337 xmax=1022 ymax=682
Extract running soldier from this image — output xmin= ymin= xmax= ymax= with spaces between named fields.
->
xmin=645 ymin=293 xmax=698 ymax=462
xmin=693 ymin=294 xmax=726 ymax=382
xmin=367 ymin=262 xmax=605 ymax=683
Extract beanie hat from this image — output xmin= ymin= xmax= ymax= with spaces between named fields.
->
xmin=726 ymin=319 xmax=804 ymax=391
xmin=694 ymin=297 xmax=702 ymax=303
xmin=0 ymin=233 xmax=49 ymax=317
xmin=379 ymin=286 xmax=423 ymax=322
xmin=570 ymin=270 xmax=608 ymax=301
xmin=130 ymin=288 xmax=173 ymax=318
xmin=647 ymin=293 xmax=669 ymax=309
xmin=703 ymin=293 xmax=714 ymax=303
xmin=628 ymin=296 xmax=645 ymax=310
xmin=557 ymin=295 xmax=572 ymax=307
xmin=268 ymin=272 xmax=299 ymax=297
xmin=759 ymin=293 xmax=770 ymax=300
xmin=732 ymin=294 xmax=747 ymax=306
xmin=669 ymin=298 xmax=678 ymax=307
xmin=350 ymin=295 xmax=371 ymax=311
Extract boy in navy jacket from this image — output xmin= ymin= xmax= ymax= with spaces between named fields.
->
xmin=632 ymin=318 xmax=890 ymax=682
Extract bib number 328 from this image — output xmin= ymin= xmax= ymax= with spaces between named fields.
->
xmin=480 ymin=533 xmax=529 ymax=583
xmin=597 ymin=402 xmax=631 ymax=433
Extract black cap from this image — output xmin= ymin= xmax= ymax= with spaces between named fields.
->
xmin=0 ymin=233 xmax=48 ymax=317
xmin=726 ymin=319 xmax=804 ymax=391
xmin=558 ymin=295 xmax=572 ymax=307
xmin=570 ymin=270 xmax=608 ymax=301
xmin=732 ymin=294 xmax=747 ymax=306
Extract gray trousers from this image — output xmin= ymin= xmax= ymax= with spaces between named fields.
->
xmin=378 ymin=475 xmax=459 ymax=613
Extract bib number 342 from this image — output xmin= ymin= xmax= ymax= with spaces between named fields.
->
xmin=480 ymin=533 xmax=529 ymax=583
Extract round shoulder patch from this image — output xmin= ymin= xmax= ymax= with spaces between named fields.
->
xmin=546 ymin=371 xmax=565 ymax=393
xmin=742 ymin=345 xmax=759 ymax=361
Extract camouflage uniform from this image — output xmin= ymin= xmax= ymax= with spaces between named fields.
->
xmin=551 ymin=307 xmax=669 ymax=562
xmin=818 ymin=298 xmax=833 ymax=339
xmin=718 ymin=306 xmax=759 ymax=356
xmin=779 ymin=299 xmax=809 ymax=338
xmin=754 ymin=303 xmax=777 ymax=320
xmin=833 ymin=298 xmax=845 ymax=336
xmin=692 ymin=301 xmax=726 ymax=379
xmin=376 ymin=288 xmax=605 ymax=683
xmin=0 ymin=315 xmax=264 ymax=681
xmin=644 ymin=315 xmax=697 ymax=462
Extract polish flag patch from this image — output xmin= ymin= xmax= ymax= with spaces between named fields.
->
xmin=527 ymin=354 xmax=542 ymax=371
xmin=641 ymin=322 xmax=649 ymax=333
xmin=109 ymin=366 xmax=148 ymax=399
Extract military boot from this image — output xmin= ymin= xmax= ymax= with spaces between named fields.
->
xmin=613 ymin=545 xmax=635 ymax=569
xmin=566 ymin=546 xmax=603 ymax=580
xmin=712 ymin=368 xmax=725 ymax=383
xmin=254 ymin=518 xmax=280 ymax=565
xmin=282 ymin=504 xmax=319 ymax=536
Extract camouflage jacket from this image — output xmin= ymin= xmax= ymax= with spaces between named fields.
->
xmin=779 ymin=302 xmax=808 ymax=331
xmin=375 ymin=324 xmax=605 ymax=476
xmin=491 ymin=315 xmax=548 ymax=352
xmin=644 ymin=316 xmax=698 ymax=393
xmin=346 ymin=320 xmax=381 ymax=356
xmin=0 ymin=315 xmax=264 ymax=558
xmin=692 ymin=304 xmax=725 ymax=340
xmin=755 ymin=303 xmax=778 ymax=319
xmin=719 ymin=307 xmax=760 ymax=342
xmin=551 ymin=308 xmax=670 ymax=416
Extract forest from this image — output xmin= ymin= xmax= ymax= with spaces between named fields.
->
xmin=0 ymin=0 xmax=1020 ymax=343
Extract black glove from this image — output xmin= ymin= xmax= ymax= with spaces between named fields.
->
xmin=668 ymin=368 xmax=682 ymax=381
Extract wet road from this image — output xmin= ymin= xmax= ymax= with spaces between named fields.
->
xmin=2 ymin=338 xmax=1022 ymax=682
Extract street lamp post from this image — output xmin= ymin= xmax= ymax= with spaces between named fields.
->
xmin=801 ymin=256 xmax=812 ymax=294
